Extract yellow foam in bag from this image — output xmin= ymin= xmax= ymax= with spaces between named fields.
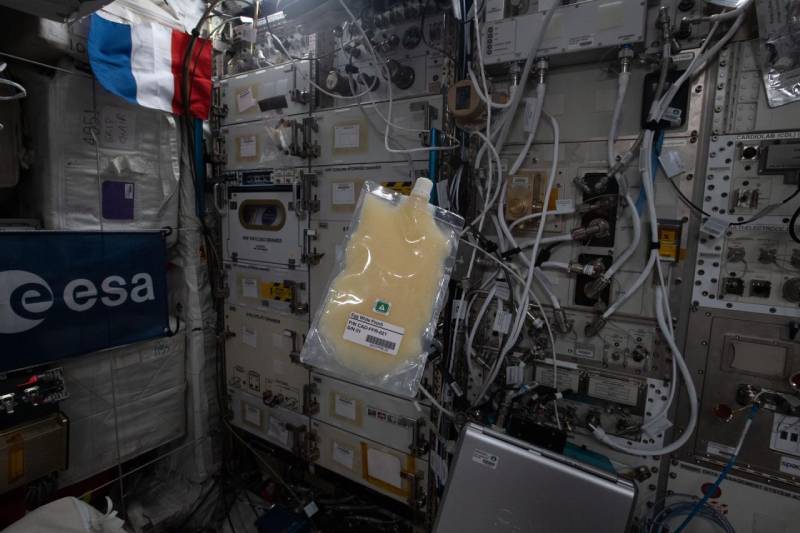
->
xmin=301 ymin=179 xmax=462 ymax=397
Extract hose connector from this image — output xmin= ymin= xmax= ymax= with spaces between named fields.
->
xmin=535 ymin=57 xmax=549 ymax=85
xmin=618 ymin=45 xmax=634 ymax=73
xmin=584 ymin=317 xmax=608 ymax=337
xmin=656 ymin=6 xmax=672 ymax=43
xmin=584 ymin=275 xmax=611 ymax=300
xmin=571 ymin=219 xmax=610 ymax=241
xmin=554 ymin=309 xmax=572 ymax=334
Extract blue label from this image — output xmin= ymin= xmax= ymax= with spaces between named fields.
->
xmin=0 ymin=231 xmax=169 ymax=371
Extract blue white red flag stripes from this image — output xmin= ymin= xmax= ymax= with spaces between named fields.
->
xmin=88 ymin=13 xmax=212 ymax=119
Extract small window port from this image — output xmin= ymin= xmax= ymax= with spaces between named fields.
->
xmin=741 ymin=145 xmax=759 ymax=160
xmin=722 ymin=277 xmax=745 ymax=296
xmin=749 ymin=279 xmax=772 ymax=298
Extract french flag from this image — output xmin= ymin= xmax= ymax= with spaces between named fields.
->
xmin=88 ymin=13 xmax=212 ymax=120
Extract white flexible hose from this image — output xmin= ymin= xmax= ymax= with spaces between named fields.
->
xmin=508 ymin=208 xmax=571 ymax=231
xmin=466 ymin=285 xmax=499 ymax=374
xmin=473 ymin=112 xmax=560 ymax=405
xmin=607 ymin=71 xmax=629 ymax=169
xmin=602 ymin=192 xmax=641 ymax=281
xmin=492 ymin=7 xmax=556 ymax=156
xmin=540 ymin=261 xmax=570 ymax=272
xmin=591 ymin=129 xmax=698 ymax=456
xmin=509 ymin=82 xmax=547 ymax=176
xmin=468 ymin=65 xmax=514 ymax=109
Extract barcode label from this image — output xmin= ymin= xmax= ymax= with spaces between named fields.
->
xmin=366 ymin=335 xmax=396 ymax=351
xmin=342 ymin=312 xmax=405 ymax=356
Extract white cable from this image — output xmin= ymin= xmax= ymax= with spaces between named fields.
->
xmin=602 ymin=193 xmax=641 ymax=281
xmin=534 ymin=268 xmax=562 ymax=310
xmin=607 ymin=71 xmax=629 ymax=171
xmin=509 ymin=82 xmax=546 ymax=176
xmin=601 ymin=17 xmax=735 ymax=322
xmin=473 ymin=112 xmax=560 ymax=406
xmin=508 ymin=208 xmax=571 ymax=231
xmin=598 ymin=71 xmax=637 ymax=285
xmin=466 ymin=285 xmax=499 ymax=374
xmin=336 ymin=0 xmax=458 ymax=156
xmin=474 ymin=114 xmax=508 ymax=169
xmin=0 ymin=66 xmax=26 ymax=101
xmin=268 ymin=29 xmax=376 ymax=100
xmin=459 ymin=236 xmax=560 ymax=425
xmin=491 ymin=7 xmax=556 ymax=158
xmin=460 ymin=130 xmax=505 ymax=236
xmin=591 ymin=129 xmax=698 ymax=456
xmin=540 ymin=261 xmax=570 ymax=272
xmin=420 ymin=385 xmax=455 ymax=419
xmin=467 ymin=64 xmax=514 ymax=109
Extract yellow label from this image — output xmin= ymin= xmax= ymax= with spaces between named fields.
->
xmin=547 ymin=188 xmax=559 ymax=211
xmin=8 ymin=440 xmax=24 ymax=483
xmin=381 ymin=181 xmax=413 ymax=195
xmin=260 ymin=282 xmax=293 ymax=302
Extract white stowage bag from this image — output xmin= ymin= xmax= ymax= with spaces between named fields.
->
xmin=2 ymin=497 xmax=125 ymax=533
xmin=301 ymin=179 xmax=463 ymax=397
xmin=19 ymin=66 xmax=181 ymax=246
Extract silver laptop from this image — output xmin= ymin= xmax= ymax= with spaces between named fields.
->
xmin=433 ymin=423 xmax=636 ymax=533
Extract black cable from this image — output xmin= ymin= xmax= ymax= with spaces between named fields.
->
xmin=262 ymin=14 xmax=346 ymax=61
xmin=730 ymin=184 xmax=800 ymax=226
xmin=420 ymin=0 xmax=457 ymax=62
xmin=665 ymin=175 xmax=711 ymax=217
xmin=790 ymin=204 xmax=800 ymax=243
xmin=172 ymin=478 xmax=219 ymax=532
xmin=462 ymin=0 xmax=486 ymax=24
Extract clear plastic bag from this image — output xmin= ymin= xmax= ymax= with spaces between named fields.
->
xmin=756 ymin=0 xmax=800 ymax=107
xmin=300 ymin=178 xmax=464 ymax=398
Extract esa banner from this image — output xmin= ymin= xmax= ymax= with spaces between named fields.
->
xmin=0 ymin=231 xmax=169 ymax=371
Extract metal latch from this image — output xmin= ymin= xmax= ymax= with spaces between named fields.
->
xmin=303 ymin=383 xmax=320 ymax=416
xmin=294 ymin=172 xmax=319 ymax=219
xmin=302 ymin=229 xmax=324 ymax=265
xmin=409 ymin=417 xmax=429 ymax=457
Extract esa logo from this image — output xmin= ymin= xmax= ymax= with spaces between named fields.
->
xmin=0 ymin=270 xmax=155 ymax=334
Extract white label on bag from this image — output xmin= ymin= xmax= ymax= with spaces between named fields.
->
xmin=237 ymin=87 xmax=257 ymax=112
xmin=334 ymin=124 xmax=360 ymax=148
xmin=332 ymin=182 xmax=356 ymax=205
xmin=343 ymin=312 xmax=404 ymax=355
xmin=242 ymin=278 xmax=258 ymax=298
xmin=334 ymin=394 xmax=357 ymax=420
xmin=239 ymin=135 xmax=257 ymax=158
xmin=333 ymin=442 xmax=355 ymax=469
xmin=267 ymin=416 xmax=290 ymax=446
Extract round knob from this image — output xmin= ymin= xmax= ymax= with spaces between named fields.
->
xmin=712 ymin=403 xmax=733 ymax=422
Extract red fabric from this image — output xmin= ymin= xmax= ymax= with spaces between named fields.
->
xmin=170 ymin=30 xmax=212 ymax=119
